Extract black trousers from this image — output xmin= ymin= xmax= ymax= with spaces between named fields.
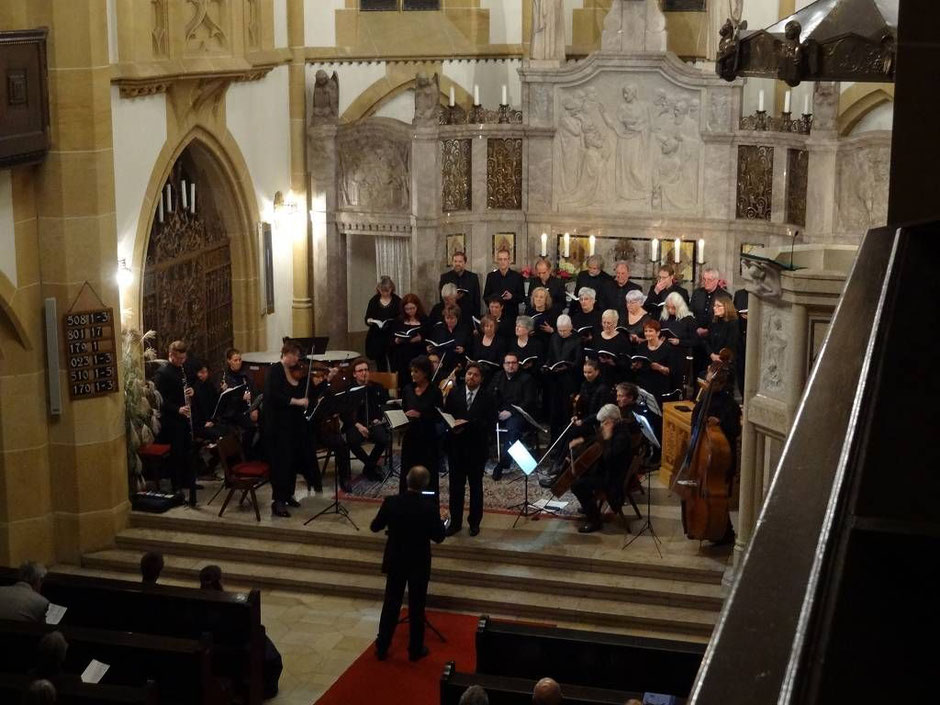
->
xmin=344 ymin=423 xmax=390 ymax=469
xmin=447 ymin=445 xmax=485 ymax=529
xmin=160 ymin=421 xmax=194 ymax=497
xmin=316 ymin=427 xmax=350 ymax=483
xmin=572 ymin=472 xmax=606 ymax=524
xmin=376 ymin=569 xmax=429 ymax=657
xmin=269 ymin=434 xmax=319 ymax=502
xmin=496 ymin=414 xmax=526 ymax=468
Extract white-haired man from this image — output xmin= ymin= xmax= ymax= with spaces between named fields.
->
xmin=570 ymin=404 xmax=633 ymax=533
xmin=0 ymin=561 xmax=50 ymax=622
xmin=573 ymin=254 xmax=614 ymax=312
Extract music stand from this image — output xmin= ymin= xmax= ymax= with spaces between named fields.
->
xmin=379 ymin=406 xmax=409 ymax=487
xmin=505 ymin=440 xmax=558 ymax=527
xmin=623 ymin=422 xmax=663 ymax=557
xmin=304 ymin=387 xmax=365 ymax=530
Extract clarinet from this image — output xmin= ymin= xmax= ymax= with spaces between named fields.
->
xmin=181 ymin=365 xmax=195 ymax=440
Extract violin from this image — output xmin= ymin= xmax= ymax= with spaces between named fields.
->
xmin=671 ymin=347 xmax=734 ymax=541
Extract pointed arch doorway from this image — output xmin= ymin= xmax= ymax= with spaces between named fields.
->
xmin=142 ymin=144 xmax=234 ymax=368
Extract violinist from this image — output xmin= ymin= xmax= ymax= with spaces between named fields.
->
xmin=262 ymin=340 xmax=320 ymax=518
xmin=572 ymin=358 xmax=614 ymax=440
xmin=343 ymin=358 xmax=390 ymax=482
xmin=390 ymin=293 xmax=428 ymax=389
xmin=569 ymin=404 xmax=633 ymax=534
xmin=400 ymin=356 xmax=443 ymax=496
xmin=221 ymin=348 xmax=260 ymax=457
xmin=364 ymin=276 xmax=401 ymax=372
xmin=189 ymin=361 xmax=229 ymax=443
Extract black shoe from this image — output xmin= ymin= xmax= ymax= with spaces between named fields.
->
xmin=468 ymin=525 xmax=480 ymax=537
xmin=286 ymin=497 xmax=301 ymax=508
xmin=340 ymin=480 xmax=353 ymax=493
xmin=271 ymin=502 xmax=290 ymax=518
xmin=408 ymin=646 xmax=429 ymax=662
xmin=538 ymin=474 xmax=558 ymax=489
xmin=492 ymin=465 xmax=504 ymax=482
xmin=445 ymin=524 xmax=462 ymax=537
xmin=363 ymin=467 xmax=382 ymax=482
xmin=578 ymin=521 xmax=602 ymax=534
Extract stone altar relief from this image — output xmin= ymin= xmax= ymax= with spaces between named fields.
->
xmin=531 ymin=0 xmax=566 ymax=63
xmin=759 ymin=307 xmax=790 ymax=397
xmin=554 ymin=76 xmax=703 ymax=214
xmin=336 ymin=127 xmax=411 ymax=213
xmin=835 ymin=141 xmax=890 ymax=234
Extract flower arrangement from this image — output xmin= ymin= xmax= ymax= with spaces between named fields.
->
xmin=122 ymin=328 xmax=162 ymax=492
xmin=521 ymin=267 xmax=532 ymax=279
xmin=554 ymin=260 xmax=578 ymax=279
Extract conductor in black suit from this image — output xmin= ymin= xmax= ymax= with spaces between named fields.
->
xmin=444 ymin=363 xmax=494 ymax=536
xmin=371 ymin=466 xmax=446 ymax=662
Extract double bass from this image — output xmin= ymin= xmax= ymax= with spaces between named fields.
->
xmin=670 ymin=348 xmax=734 ymax=541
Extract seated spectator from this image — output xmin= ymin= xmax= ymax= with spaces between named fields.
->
xmin=31 ymin=631 xmax=68 ymax=680
xmin=196 ymin=565 xmax=283 ymax=700
xmin=0 ymin=561 xmax=49 ymax=622
xmin=459 ymin=685 xmax=489 ymax=705
xmin=533 ymin=677 xmax=563 ymax=704
xmin=22 ymin=679 xmax=56 ymax=705
xmin=140 ymin=551 xmax=164 ymax=585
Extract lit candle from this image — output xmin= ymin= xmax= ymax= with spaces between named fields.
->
xmin=758 ymin=90 xmax=764 ymax=112
xmin=181 ymin=180 xmax=188 ymax=209
xmin=190 ymin=183 xmax=196 ymax=214
xmin=473 ymin=84 xmax=480 ymax=106
xmin=563 ymin=232 xmax=570 ymax=258
xmin=501 ymin=84 xmax=508 ymax=106
xmin=784 ymin=90 xmax=791 ymax=114
xmin=803 ymin=94 xmax=810 ymax=115
xmin=165 ymin=184 xmax=172 ymax=212
xmin=158 ymin=194 xmax=164 ymax=224
xmin=449 ymin=86 xmax=455 ymax=107
xmin=674 ymin=238 xmax=681 ymax=264
xmin=589 ymin=235 xmax=596 ymax=256
xmin=540 ymin=232 xmax=547 ymax=257
xmin=697 ymin=238 xmax=705 ymax=265
xmin=651 ymin=238 xmax=659 ymax=262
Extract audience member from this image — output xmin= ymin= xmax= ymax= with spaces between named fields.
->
xmin=459 ymin=684 xmax=490 ymax=705
xmin=21 ymin=679 xmax=56 ymax=705
xmin=532 ymin=676 xmax=563 ymax=704
xmin=140 ymin=551 xmax=164 ymax=585
xmin=0 ymin=561 xmax=49 ymax=622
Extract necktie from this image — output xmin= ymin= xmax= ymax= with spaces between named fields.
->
xmin=467 ymin=389 xmax=475 ymax=407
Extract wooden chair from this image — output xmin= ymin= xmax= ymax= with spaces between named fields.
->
xmin=212 ymin=435 xmax=270 ymax=521
xmin=370 ymin=370 xmax=398 ymax=397
xmin=596 ymin=452 xmax=645 ymax=531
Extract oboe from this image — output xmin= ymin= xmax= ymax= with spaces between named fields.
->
xmin=181 ymin=365 xmax=194 ymax=439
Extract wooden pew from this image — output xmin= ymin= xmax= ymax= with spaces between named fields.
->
xmin=0 ymin=619 xmax=222 ymax=705
xmin=475 ymin=616 xmax=703 ymax=697
xmin=0 ymin=672 xmax=158 ymax=705
xmin=440 ymin=662 xmax=646 ymax=705
xmin=0 ymin=567 xmax=262 ymax=705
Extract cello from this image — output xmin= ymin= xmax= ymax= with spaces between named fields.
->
xmin=670 ymin=348 xmax=734 ymax=542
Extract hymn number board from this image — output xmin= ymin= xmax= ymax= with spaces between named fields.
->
xmin=63 ymin=308 xmax=119 ymax=399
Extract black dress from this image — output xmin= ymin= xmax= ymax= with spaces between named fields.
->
xmin=620 ymin=312 xmax=652 ymax=349
xmin=399 ymin=383 xmax=443 ymax=494
xmin=508 ymin=336 xmax=544 ymax=373
xmin=426 ymin=321 xmax=471 ymax=377
xmin=569 ymin=308 xmax=603 ymax=347
xmin=262 ymin=363 xmax=317 ymax=503
xmin=390 ymin=317 xmax=428 ymax=387
xmin=364 ymin=294 xmax=401 ymax=371
xmin=591 ymin=332 xmax=631 ymax=384
xmin=634 ymin=341 xmax=679 ymax=402
xmin=544 ymin=333 xmax=584 ymax=437
xmin=469 ymin=335 xmax=506 ymax=383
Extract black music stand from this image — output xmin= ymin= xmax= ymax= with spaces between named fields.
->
xmin=504 ymin=440 xmax=559 ymax=527
xmin=304 ymin=387 xmax=365 ymax=531
xmin=623 ymin=465 xmax=663 ymax=558
xmin=398 ymin=609 xmax=446 ymax=643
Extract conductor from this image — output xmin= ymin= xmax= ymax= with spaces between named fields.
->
xmin=371 ymin=466 xmax=446 ymax=662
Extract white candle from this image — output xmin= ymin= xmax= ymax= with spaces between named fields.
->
xmin=674 ymin=238 xmax=681 ymax=264
xmin=784 ymin=90 xmax=791 ymax=114
xmin=473 ymin=84 xmax=480 ymax=106
xmin=563 ymin=232 xmax=570 ymax=258
xmin=651 ymin=238 xmax=659 ymax=262
xmin=540 ymin=232 xmax=547 ymax=257
xmin=697 ymin=238 xmax=705 ymax=265
xmin=165 ymin=184 xmax=172 ymax=212
xmin=803 ymin=94 xmax=810 ymax=115
xmin=589 ymin=235 xmax=596 ymax=256
xmin=501 ymin=84 xmax=507 ymax=106
xmin=758 ymin=90 xmax=764 ymax=112
xmin=190 ymin=183 xmax=196 ymax=214
xmin=181 ymin=180 xmax=188 ymax=209
xmin=449 ymin=86 xmax=455 ymax=107
xmin=158 ymin=194 xmax=164 ymax=223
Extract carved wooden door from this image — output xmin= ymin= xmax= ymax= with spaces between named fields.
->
xmin=142 ymin=198 xmax=233 ymax=369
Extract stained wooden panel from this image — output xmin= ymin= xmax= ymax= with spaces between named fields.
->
xmin=736 ymin=145 xmax=774 ymax=221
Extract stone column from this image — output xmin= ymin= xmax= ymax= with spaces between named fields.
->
xmin=412 ymin=125 xmax=441 ymax=308
xmin=20 ymin=0 xmax=126 ymax=563
xmin=287 ymin=0 xmax=312 ymax=337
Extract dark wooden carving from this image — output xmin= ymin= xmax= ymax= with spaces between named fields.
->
xmin=0 ymin=29 xmax=50 ymax=168
xmin=441 ymin=138 xmax=472 ymax=212
xmin=486 ymin=138 xmax=523 ymax=210
xmin=786 ymin=148 xmax=808 ymax=227
xmin=736 ymin=145 xmax=774 ymax=221
xmin=143 ymin=182 xmax=233 ymax=370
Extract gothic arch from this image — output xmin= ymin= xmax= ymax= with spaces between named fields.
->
xmin=128 ymin=127 xmax=264 ymax=353
xmin=340 ymin=74 xmax=471 ymax=124
xmin=839 ymin=84 xmax=894 ymax=136
xmin=0 ymin=271 xmax=31 ymax=360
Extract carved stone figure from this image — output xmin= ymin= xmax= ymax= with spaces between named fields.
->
xmin=707 ymin=92 xmax=730 ymax=131
xmin=311 ymin=70 xmax=339 ymax=123
xmin=779 ymin=20 xmax=803 ymax=87
xmin=561 ymin=119 xmax=613 ymax=208
xmin=760 ymin=310 xmax=788 ymax=393
xmin=742 ymin=258 xmax=782 ymax=299
xmin=557 ymin=95 xmax=585 ymax=194
xmin=837 ymin=146 xmax=889 ymax=232
xmin=414 ymin=72 xmax=440 ymax=123
xmin=716 ymin=18 xmax=747 ymax=82
xmin=601 ymin=84 xmax=649 ymax=200
xmin=812 ymin=81 xmax=839 ymax=131
xmin=601 ymin=0 xmax=666 ymax=53
xmin=338 ymin=135 xmax=410 ymax=212
xmin=531 ymin=0 xmax=566 ymax=62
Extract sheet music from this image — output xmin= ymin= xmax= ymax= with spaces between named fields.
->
xmin=384 ymin=409 xmax=410 ymax=429
xmin=534 ymin=497 xmax=568 ymax=510
xmin=437 ymin=408 xmax=458 ymax=429
xmin=636 ymin=387 xmax=662 ymax=417
xmin=511 ymin=404 xmax=548 ymax=433
xmin=45 ymin=603 xmax=67 ymax=625
xmin=507 ymin=440 xmax=538 ymax=475
xmin=211 ymin=383 xmax=246 ymax=419
xmin=81 ymin=659 xmax=110 ymax=684
xmin=633 ymin=412 xmax=661 ymax=450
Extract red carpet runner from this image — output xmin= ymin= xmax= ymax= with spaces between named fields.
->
xmin=314 ymin=609 xmax=478 ymax=705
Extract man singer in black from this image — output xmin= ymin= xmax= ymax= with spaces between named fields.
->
xmin=371 ymin=466 xmax=446 ymax=662
xmin=152 ymin=339 xmax=196 ymax=505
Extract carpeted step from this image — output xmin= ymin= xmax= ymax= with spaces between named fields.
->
xmin=114 ymin=527 xmax=724 ymax=612
xmin=80 ymin=548 xmax=717 ymax=639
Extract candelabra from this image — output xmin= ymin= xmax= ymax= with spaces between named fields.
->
xmin=739 ymin=109 xmax=813 ymax=135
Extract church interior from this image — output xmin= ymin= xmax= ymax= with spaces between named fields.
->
xmin=0 ymin=1 xmax=936 ymax=704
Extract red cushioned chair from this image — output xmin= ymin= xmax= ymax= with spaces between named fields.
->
xmin=136 ymin=443 xmax=171 ymax=485
xmin=210 ymin=435 xmax=270 ymax=521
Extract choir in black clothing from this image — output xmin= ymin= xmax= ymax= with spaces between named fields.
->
xmin=571 ymin=255 xmax=615 ymax=313
xmin=569 ymin=287 xmax=603 ymax=345
xmin=438 ymin=252 xmax=481 ymax=323
xmin=483 ymin=248 xmax=526 ymax=312
xmin=364 ymin=276 xmax=401 ymax=372
xmin=645 ymin=263 xmax=689 ymax=316
xmin=390 ymin=293 xmax=428 ymax=385
xmin=399 ymin=356 xmax=444 ymax=495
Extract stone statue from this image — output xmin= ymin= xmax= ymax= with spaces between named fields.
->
xmin=779 ymin=20 xmax=803 ymax=87
xmin=557 ymin=95 xmax=585 ymax=194
xmin=601 ymin=0 xmax=666 ymax=53
xmin=311 ymin=70 xmax=339 ymax=122
xmin=601 ymin=84 xmax=650 ymax=200
xmin=414 ymin=72 xmax=440 ymax=123
xmin=531 ymin=0 xmax=566 ymax=63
